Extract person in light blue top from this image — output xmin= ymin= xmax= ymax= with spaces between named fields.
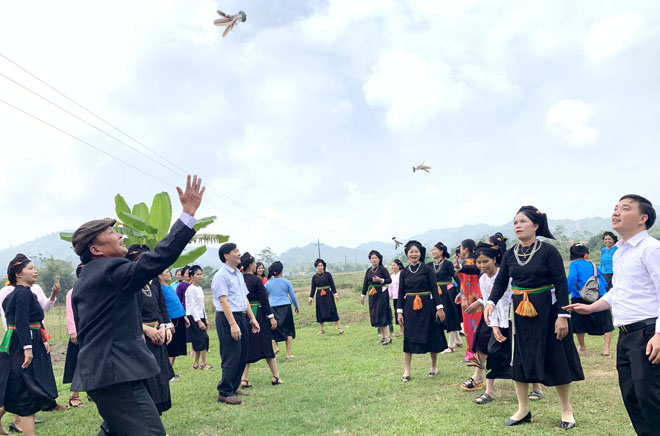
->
xmin=567 ymin=243 xmax=613 ymax=356
xmin=158 ymin=269 xmax=189 ymax=368
xmin=599 ymin=231 xmax=618 ymax=291
xmin=265 ymin=261 xmax=299 ymax=359
xmin=211 ymin=243 xmax=260 ymax=405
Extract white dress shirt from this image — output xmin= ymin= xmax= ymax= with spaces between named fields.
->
xmin=479 ymin=269 xmax=513 ymax=328
xmin=0 ymin=284 xmax=56 ymax=331
xmin=185 ymin=284 xmax=207 ymax=322
xmin=601 ymin=230 xmax=660 ymax=332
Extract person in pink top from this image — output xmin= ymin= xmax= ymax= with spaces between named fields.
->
xmin=63 ymin=265 xmax=85 ymax=407
xmin=389 ymin=260 xmax=403 ymax=337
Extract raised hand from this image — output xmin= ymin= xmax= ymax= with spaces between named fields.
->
xmin=176 ymin=174 xmax=205 ymax=216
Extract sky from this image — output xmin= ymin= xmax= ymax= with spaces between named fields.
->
xmin=1 ymin=0 xmax=659 ymax=256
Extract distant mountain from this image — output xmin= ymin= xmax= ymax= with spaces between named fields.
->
xmin=0 ymin=216 xmax=614 ymax=273
xmin=277 ymin=216 xmax=613 ymax=266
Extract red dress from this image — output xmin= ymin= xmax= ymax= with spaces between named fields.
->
xmin=458 ymin=258 xmax=482 ymax=361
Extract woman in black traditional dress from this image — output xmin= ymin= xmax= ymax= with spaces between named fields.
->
xmin=397 ymin=241 xmax=447 ymax=381
xmin=0 ymin=254 xmax=58 ymax=436
xmin=361 ymin=251 xmax=392 ymax=345
xmin=309 ymin=259 xmax=343 ymax=335
xmin=63 ymin=264 xmax=84 ymax=408
xmin=126 ymin=245 xmax=175 ymax=415
xmin=428 ymin=242 xmax=462 ymax=353
xmin=239 ymin=253 xmax=284 ymax=387
xmin=484 ymin=206 xmax=583 ymax=429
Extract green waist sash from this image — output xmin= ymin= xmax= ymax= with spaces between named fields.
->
xmin=249 ymin=301 xmax=260 ymax=318
xmin=512 ymin=284 xmax=553 ymax=317
xmin=0 ymin=323 xmax=41 ymax=354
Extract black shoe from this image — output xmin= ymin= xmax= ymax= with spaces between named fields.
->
xmin=560 ymin=421 xmax=576 ymax=430
xmin=504 ymin=411 xmax=532 ymax=426
xmin=8 ymin=422 xmax=21 ymax=433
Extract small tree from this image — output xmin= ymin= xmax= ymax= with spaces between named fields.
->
xmin=60 ymin=191 xmax=229 ymax=267
xmin=33 ymin=256 xmax=75 ymax=297
xmin=256 ymin=247 xmax=277 ymax=266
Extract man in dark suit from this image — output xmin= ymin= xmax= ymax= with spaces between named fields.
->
xmin=71 ymin=175 xmax=205 ymax=436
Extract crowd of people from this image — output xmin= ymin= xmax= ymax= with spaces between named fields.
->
xmin=0 ymin=176 xmax=658 ymax=435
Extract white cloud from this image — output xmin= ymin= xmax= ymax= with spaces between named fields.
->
xmin=584 ymin=14 xmax=646 ymax=63
xmin=363 ymin=51 xmax=471 ymax=133
xmin=545 ymin=99 xmax=600 ymax=146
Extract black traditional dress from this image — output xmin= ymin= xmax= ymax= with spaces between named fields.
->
xmin=244 ymin=274 xmax=275 ymax=363
xmin=0 ymin=286 xmax=57 ymax=416
xmin=397 ymin=263 xmax=448 ymax=354
xmin=310 ymin=272 xmax=340 ymax=323
xmin=427 ymin=259 xmax=462 ymax=333
xmin=489 ymin=243 xmax=584 ymax=386
xmin=141 ymin=280 xmax=174 ymax=414
xmin=362 ymin=266 xmax=392 ymax=328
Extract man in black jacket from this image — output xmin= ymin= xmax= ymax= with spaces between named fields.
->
xmin=71 ymin=175 xmax=204 ymax=436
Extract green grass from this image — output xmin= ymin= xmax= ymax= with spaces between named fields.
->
xmin=26 ymin=274 xmax=635 ymax=436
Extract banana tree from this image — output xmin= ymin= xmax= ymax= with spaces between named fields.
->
xmin=61 ymin=192 xmax=229 ymax=267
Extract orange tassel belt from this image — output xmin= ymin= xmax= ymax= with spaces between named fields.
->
xmin=316 ymin=286 xmax=331 ymax=296
xmin=512 ymin=285 xmax=553 ymax=317
xmin=407 ymin=292 xmax=431 ymax=310
xmin=436 ymin=281 xmax=452 ymax=295
xmin=143 ymin=321 xmax=159 ymax=329
xmin=367 ymin=283 xmax=383 ymax=296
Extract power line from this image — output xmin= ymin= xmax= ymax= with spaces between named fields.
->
xmin=0 ymin=97 xmax=307 ymax=243
xmin=0 ymin=51 xmax=308 ymax=241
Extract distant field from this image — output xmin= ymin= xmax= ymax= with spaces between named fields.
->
xmin=32 ymin=275 xmax=634 ymax=436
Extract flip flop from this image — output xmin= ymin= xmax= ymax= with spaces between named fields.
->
xmin=461 ymin=378 xmax=483 ymax=391
xmin=528 ymin=389 xmax=544 ymax=400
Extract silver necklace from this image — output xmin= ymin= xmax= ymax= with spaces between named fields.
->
xmin=408 ymin=263 xmax=421 ymax=274
xmin=142 ymin=285 xmax=152 ymax=297
xmin=514 ymin=241 xmax=542 ymax=267
xmin=433 ymin=259 xmax=444 ymax=273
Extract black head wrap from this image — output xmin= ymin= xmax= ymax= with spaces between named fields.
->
xmin=314 ymin=258 xmax=327 ymax=271
xmin=474 ymin=242 xmax=500 ymax=261
xmin=7 ymin=253 xmax=32 ymax=286
xmin=404 ymin=240 xmax=426 ymax=263
xmin=433 ymin=242 xmax=450 ymax=259
xmin=517 ymin=205 xmax=555 ymax=239
xmin=368 ymin=250 xmax=383 ymax=267
xmin=125 ymin=244 xmax=150 ymax=261
xmin=239 ymin=252 xmax=255 ymax=272
xmin=392 ymin=259 xmax=404 ymax=270
xmin=268 ymin=261 xmax=283 ymax=279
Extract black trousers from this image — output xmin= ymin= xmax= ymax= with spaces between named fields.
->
xmin=88 ymin=380 xmax=165 ymax=436
xmin=617 ymin=325 xmax=660 ymax=436
xmin=216 ymin=311 xmax=249 ymax=397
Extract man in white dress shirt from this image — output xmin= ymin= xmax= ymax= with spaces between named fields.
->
xmin=565 ymin=194 xmax=660 ymax=436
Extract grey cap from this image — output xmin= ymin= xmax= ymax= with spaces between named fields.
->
xmin=72 ymin=218 xmax=117 ymax=256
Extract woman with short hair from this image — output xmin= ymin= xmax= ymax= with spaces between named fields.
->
xmin=265 ymin=262 xmax=299 ymax=360
xmin=186 ymin=265 xmax=212 ymax=370
xmin=600 ymin=231 xmax=618 ymax=292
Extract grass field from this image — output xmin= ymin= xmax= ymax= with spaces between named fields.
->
xmin=23 ymin=272 xmax=635 ymax=436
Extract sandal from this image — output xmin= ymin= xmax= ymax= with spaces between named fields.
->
xmin=401 ymin=375 xmax=410 ymax=382
xmin=201 ymin=364 xmax=214 ymax=371
xmin=440 ymin=347 xmax=454 ymax=354
xmin=271 ymin=376 xmax=284 ymax=385
xmin=528 ymin=389 xmax=544 ymax=401
xmin=317 ymin=330 xmax=325 ymax=335
xmin=475 ymin=392 xmax=494 ymax=404
xmin=68 ymin=395 xmax=84 ymax=408
xmin=192 ymin=363 xmax=200 ymax=370
xmin=338 ymin=328 xmax=344 ymax=334
xmin=461 ymin=378 xmax=483 ymax=391
xmin=241 ymin=379 xmax=252 ymax=388
xmin=0 ymin=426 xmax=8 ymax=435
xmin=429 ymin=369 xmax=438 ymax=376
xmin=382 ymin=337 xmax=392 ymax=345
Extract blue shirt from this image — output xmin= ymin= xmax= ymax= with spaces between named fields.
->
xmin=600 ymin=246 xmax=618 ymax=274
xmin=161 ymin=284 xmax=186 ymax=319
xmin=211 ymin=264 xmax=248 ymax=312
xmin=567 ymin=259 xmax=608 ymax=299
xmin=265 ymin=277 xmax=299 ymax=309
